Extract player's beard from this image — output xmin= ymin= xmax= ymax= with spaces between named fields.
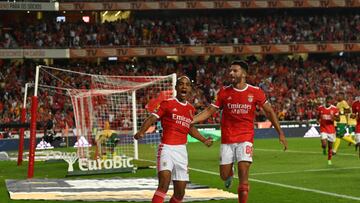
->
xmin=231 ymin=76 xmax=245 ymax=86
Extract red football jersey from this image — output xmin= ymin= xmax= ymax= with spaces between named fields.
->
xmin=152 ymin=98 xmax=195 ymax=145
xmin=352 ymin=100 xmax=360 ymax=133
xmin=317 ymin=105 xmax=339 ymax=134
xmin=212 ymin=84 xmax=267 ymax=144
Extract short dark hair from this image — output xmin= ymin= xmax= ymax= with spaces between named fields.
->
xmin=231 ymin=60 xmax=248 ymax=72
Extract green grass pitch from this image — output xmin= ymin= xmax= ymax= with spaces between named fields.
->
xmin=1 ymin=137 xmax=359 ymax=203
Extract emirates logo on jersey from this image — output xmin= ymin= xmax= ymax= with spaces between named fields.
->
xmin=227 ymin=103 xmax=252 ymax=114
xmin=172 ymin=113 xmax=191 ymax=128
xmin=248 ymin=94 xmax=254 ymax=102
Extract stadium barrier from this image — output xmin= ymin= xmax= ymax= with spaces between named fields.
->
xmin=1 ymin=43 xmax=360 ymax=59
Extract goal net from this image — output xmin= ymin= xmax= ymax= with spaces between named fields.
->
xmin=30 ymin=65 xmax=176 ymax=161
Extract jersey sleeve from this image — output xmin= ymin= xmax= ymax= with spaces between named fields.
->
xmin=338 ymin=101 xmax=350 ymax=111
xmin=255 ymin=88 xmax=267 ymax=107
xmin=343 ymin=101 xmax=350 ymax=110
xmin=190 ymin=104 xmax=196 ymax=119
xmin=211 ymin=88 xmax=224 ymax=109
xmin=152 ymin=100 xmax=168 ymax=119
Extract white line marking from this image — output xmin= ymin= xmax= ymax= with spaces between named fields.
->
xmin=256 ymin=148 xmax=357 ymax=156
xmin=189 ymin=167 xmax=360 ymax=201
xmin=252 ymin=166 xmax=360 ymax=176
xmin=189 ymin=167 xmax=219 ymax=176
xmin=249 ymin=178 xmax=360 ymax=201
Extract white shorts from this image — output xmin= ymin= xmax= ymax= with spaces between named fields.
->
xmin=320 ymin=132 xmax=336 ymax=143
xmin=157 ymin=143 xmax=189 ymax=181
xmin=220 ymin=142 xmax=253 ymax=165
xmin=355 ymin=133 xmax=360 ymax=144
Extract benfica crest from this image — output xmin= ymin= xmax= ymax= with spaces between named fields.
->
xmin=248 ymin=94 xmax=254 ymax=102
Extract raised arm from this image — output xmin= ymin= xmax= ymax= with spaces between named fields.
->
xmin=189 ymin=125 xmax=213 ymax=147
xmin=134 ymin=114 xmax=158 ymax=140
xmin=193 ymin=105 xmax=218 ymax=124
xmin=262 ymin=102 xmax=288 ymax=151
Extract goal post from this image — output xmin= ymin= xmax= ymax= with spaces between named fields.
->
xmin=28 ymin=65 xmax=40 ymax=178
xmin=131 ymin=90 xmax=138 ymax=160
xmin=17 ymin=83 xmax=29 ymax=166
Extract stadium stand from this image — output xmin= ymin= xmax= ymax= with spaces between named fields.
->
xmin=1 ymin=10 xmax=360 ymax=48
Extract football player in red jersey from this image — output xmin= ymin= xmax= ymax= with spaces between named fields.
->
xmin=351 ymin=96 xmax=360 ymax=157
xmin=134 ymin=76 xmax=213 ymax=203
xmin=317 ymin=96 xmax=340 ymax=165
xmin=192 ymin=60 xmax=287 ymax=203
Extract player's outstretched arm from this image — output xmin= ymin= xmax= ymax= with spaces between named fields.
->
xmin=189 ymin=125 xmax=213 ymax=147
xmin=134 ymin=114 xmax=158 ymax=140
xmin=262 ymin=102 xmax=288 ymax=151
xmin=192 ymin=105 xmax=218 ymax=124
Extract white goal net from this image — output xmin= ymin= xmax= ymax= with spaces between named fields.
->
xmin=31 ymin=65 xmax=176 ymax=160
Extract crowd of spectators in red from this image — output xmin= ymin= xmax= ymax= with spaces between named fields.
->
xmin=0 ymin=55 xmax=358 ymax=136
xmin=1 ymin=11 xmax=360 ymax=48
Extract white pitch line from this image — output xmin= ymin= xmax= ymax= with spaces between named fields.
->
xmin=252 ymin=166 xmax=360 ymax=176
xmin=189 ymin=167 xmax=360 ymax=201
xmin=249 ymin=178 xmax=360 ymax=201
xmin=255 ymin=148 xmax=357 ymax=156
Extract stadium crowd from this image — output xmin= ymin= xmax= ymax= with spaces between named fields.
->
xmin=1 ymin=11 xmax=360 ymax=48
xmin=0 ymin=55 xmax=358 ymax=135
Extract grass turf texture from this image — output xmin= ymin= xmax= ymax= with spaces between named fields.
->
xmin=1 ymin=137 xmax=359 ymax=203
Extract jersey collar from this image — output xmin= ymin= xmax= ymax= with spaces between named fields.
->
xmin=232 ymin=84 xmax=249 ymax=92
xmin=325 ymin=104 xmax=335 ymax=109
xmin=175 ymin=98 xmax=188 ymax=106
